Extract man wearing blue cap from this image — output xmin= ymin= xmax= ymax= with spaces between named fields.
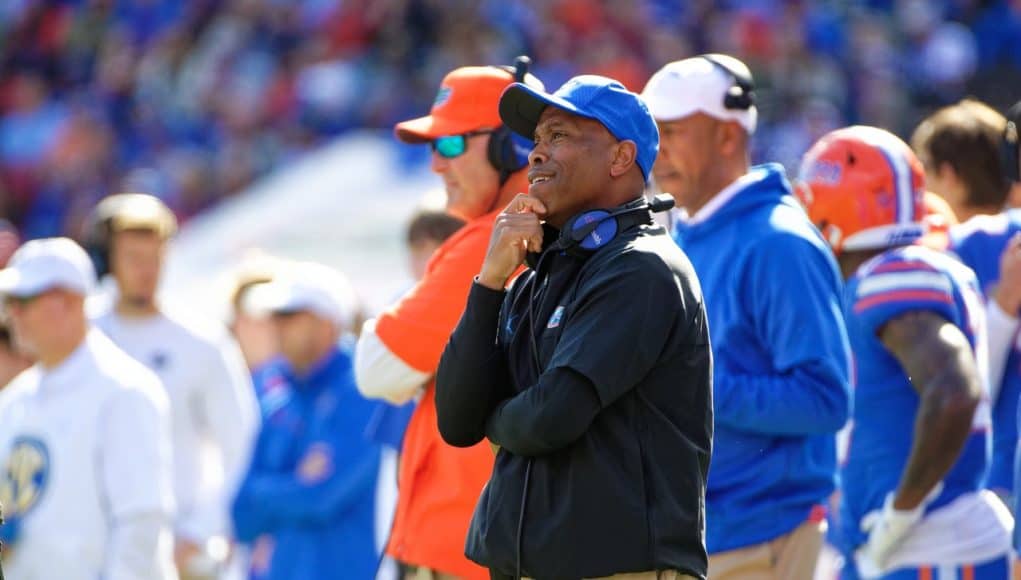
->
xmin=434 ymin=75 xmax=712 ymax=580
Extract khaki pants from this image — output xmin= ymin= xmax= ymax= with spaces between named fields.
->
xmin=403 ymin=567 xmax=461 ymax=580
xmin=708 ymin=520 xmax=825 ymax=580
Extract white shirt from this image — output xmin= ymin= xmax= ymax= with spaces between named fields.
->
xmin=354 ymin=318 xmax=429 ymax=405
xmin=677 ymin=167 xmax=768 ymax=226
xmin=0 ymin=330 xmax=176 ymax=580
xmin=92 ymin=306 xmax=259 ymax=544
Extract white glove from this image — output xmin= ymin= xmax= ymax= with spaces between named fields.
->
xmin=855 ymin=483 xmax=943 ymax=579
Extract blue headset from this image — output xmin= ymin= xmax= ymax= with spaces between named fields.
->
xmin=554 ymin=194 xmax=675 ymax=257
xmin=488 ymin=56 xmax=542 ymax=184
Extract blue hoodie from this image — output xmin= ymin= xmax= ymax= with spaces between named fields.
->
xmin=673 ymin=164 xmax=851 ymax=553
xmin=232 ymin=347 xmax=382 ymax=580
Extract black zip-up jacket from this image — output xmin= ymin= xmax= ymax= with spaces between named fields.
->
xmin=436 ymin=221 xmax=713 ymax=579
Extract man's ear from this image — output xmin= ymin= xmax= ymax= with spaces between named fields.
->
xmin=717 ymin=120 xmax=746 ymax=157
xmin=610 ymin=140 xmax=638 ymax=178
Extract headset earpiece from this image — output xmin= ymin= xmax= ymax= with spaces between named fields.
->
xmin=559 ymin=210 xmax=620 ymax=256
xmin=487 ymin=125 xmax=532 ymax=177
xmin=702 ymin=54 xmax=755 ymax=111
xmin=489 ymin=56 xmax=543 ymax=183
xmin=84 ymin=215 xmax=114 ymax=278
xmin=555 ymin=199 xmax=662 ymax=258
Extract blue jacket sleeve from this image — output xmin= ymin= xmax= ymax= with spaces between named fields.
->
xmin=715 ymin=232 xmax=851 ymax=435
xmin=231 ymin=393 xmax=381 ymax=535
xmin=0 ymin=514 xmax=19 ymax=546
xmin=236 ymin=445 xmax=378 ymax=527
xmin=231 ymin=427 xmax=276 ymax=542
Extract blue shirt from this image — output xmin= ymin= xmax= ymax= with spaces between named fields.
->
xmin=839 ymin=245 xmax=991 ymax=552
xmin=949 ymin=210 xmax=1021 ymax=495
xmin=232 ymin=347 xmax=382 ymax=580
xmin=673 ymin=163 xmax=851 ymax=553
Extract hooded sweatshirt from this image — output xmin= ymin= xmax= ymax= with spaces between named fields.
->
xmin=673 ymin=163 xmax=851 ymax=553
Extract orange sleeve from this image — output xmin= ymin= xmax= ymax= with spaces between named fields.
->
xmin=374 ymin=214 xmax=494 ymax=373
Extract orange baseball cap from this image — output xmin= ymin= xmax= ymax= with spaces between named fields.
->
xmin=394 ymin=66 xmax=516 ymax=143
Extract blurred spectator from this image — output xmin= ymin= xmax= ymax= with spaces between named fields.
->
xmin=913 ymin=99 xmax=1021 ymax=503
xmin=232 ymin=261 xmax=383 ymax=580
xmin=1 ymin=1 xmax=1020 ymax=239
xmin=911 ymin=98 xmax=1012 ymax=221
xmin=87 ymin=193 xmax=259 ymax=579
xmin=227 ymin=252 xmax=280 ymax=374
xmin=0 ymin=237 xmax=176 ymax=580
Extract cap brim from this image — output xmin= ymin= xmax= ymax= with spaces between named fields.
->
xmin=641 ymin=92 xmax=699 ymax=122
xmin=243 ymin=283 xmax=299 ymax=317
xmin=394 ymin=115 xmax=485 ymax=144
xmin=0 ymin=269 xmax=22 ymax=296
xmin=499 ymin=83 xmax=594 ymax=140
xmin=0 ymin=269 xmax=45 ymax=298
xmin=110 ymin=214 xmax=174 ymax=236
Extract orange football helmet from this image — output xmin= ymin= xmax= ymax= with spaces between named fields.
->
xmin=796 ymin=125 xmax=926 ymax=254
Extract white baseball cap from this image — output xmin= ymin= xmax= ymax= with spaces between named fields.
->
xmin=244 ymin=262 xmax=357 ymax=329
xmin=0 ymin=237 xmax=97 ymax=298
xmin=641 ymin=55 xmax=758 ymax=134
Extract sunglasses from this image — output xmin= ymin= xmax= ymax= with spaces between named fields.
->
xmin=430 ymin=130 xmax=494 ymax=159
xmin=3 ymin=293 xmax=43 ymax=310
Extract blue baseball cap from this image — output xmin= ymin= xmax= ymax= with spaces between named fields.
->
xmin=498 ymin=75 xmax=659 ymax=182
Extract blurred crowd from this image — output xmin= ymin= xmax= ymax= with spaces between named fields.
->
xmin=1 ymin=0 xmax=1020 ymax=241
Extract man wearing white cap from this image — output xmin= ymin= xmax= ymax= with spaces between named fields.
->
xmin=0 ymin=237 xmax=176 ymax=580
xmin=87 ymin=193 xmax=259 ymax=579
xmin=642 ymin=56 xmax=852 ymax=579
xmin=231 ymin=262 xmax=383 ymax=580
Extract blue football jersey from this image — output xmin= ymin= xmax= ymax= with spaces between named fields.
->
xmin=950 ymin=210 xmax=1021 ymax=493
xmin=839 ymin=244 xmax=991 ymax=550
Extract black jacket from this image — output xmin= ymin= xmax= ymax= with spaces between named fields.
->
xmin=436 ymin=220 xmax=713 ymax=579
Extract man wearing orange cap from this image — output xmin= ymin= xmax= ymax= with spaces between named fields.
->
xmin=355 ymin=61 xmax=543 ymax=580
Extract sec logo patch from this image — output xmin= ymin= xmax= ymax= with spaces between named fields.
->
xmin=0 ymin=436 xmax=50 ymax=516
